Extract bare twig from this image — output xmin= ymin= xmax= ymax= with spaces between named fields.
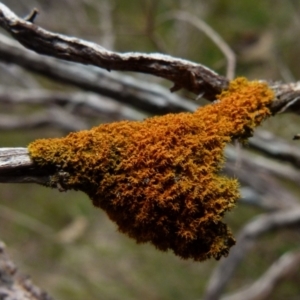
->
xmin=0 ymin=148 xmax=49 ymax=184
xmin=160 ymin=10 xmax=236 ymax=79
xmin=226 ymin=146 xmax=300 ymax=184
xmin=225 ymin=147 xmax=300 ymax=210
xmin=0 ymin=3 xmax=228 ymax=99
xmin=23 ymin=8 xmax=38 ymax=23
xmin=222 ymin=250 xmax=300 ymax=300
xmin=250 ymin=130 xmax=300 ymax=168
xmin=0 ymin=241 xmax=53 ymax=300
xmin=0 ymin=88 xmax=147 ymax=121
xmin=0 ymin=33 xmax=197 ymax=114
xmin=0 ymin=63 xmax=40 ymax=88
xmin=0 ymin=3 xmax=300 ymax=113
xmin=203 ymin=207 xmax=300 ymax=300
xmin=0 ymin=143 xmax=297 ymax=212
xmin=0 ymin=204 xmax=54 ymax=237
xmin=0 ymin=107 xmax=87 ymax=131
xmin=270 ymin=81 xmax=300 ymax=113
xmin=0 ymin=147 xmax=32 ymax=169
xmin=98 ymin=0 xmax=115 ymax=50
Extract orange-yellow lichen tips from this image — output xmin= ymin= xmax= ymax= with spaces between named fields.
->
xmin=28 ymin=77 xmax=274 ymax=261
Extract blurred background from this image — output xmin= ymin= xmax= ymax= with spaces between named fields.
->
xmin=0 ymin=0 xmax=300 ymax=299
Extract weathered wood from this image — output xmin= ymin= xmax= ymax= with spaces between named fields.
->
xmin=0 ymin=32 xmax=197 ymax=115
xmin=0 ymin=3 xmax=300 ymax=114
xmin=0 ymin=148 xmax=49 ymax=184
xmin=0 ymin=3 xmax=229 ymax=100
xmin=204 ymin=207 xmax=300 ymax=300
xmin=0 ymin=241 xmax=53 ymax=300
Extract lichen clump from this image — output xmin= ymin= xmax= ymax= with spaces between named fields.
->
xmin=28 ymin=78 xmax=274 ymax=261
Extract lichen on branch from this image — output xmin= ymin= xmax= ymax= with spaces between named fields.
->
xmin=28 ymin=78 xmax=274 ymax=261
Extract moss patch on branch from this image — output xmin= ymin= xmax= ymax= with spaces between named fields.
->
xmin=28 ymin=78 xmax=274 ymax=261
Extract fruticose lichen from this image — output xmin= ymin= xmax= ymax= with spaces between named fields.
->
xmin=28 ymin=78 xmax=274 ymax=261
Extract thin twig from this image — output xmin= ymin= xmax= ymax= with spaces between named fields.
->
xmin=0 ymin=2 xmax=228 ymax=99
xmin=0 ymin=108 xmax=87 ymax=131
xmin=250 ymin=130 xmax=300 ymax=168
xmin=222 ymin=250 xmax=300 ymax=300
xmin=0 ymin=204 xmax=54 ymax=237
xmin=0 ymin=3 xmax=300 ymax=113
xmin=225 ymin=147 xmax=300 ymax=210
xmin=0 ymin=148 xmax=50 ymax=185
xmin=0 ymin=88 xmax=148 ymax=121
xmin=159 ymin=10 xmax=236 ymax=80
xmin=0 ymin=32 xmax=197 ymax=114
xmin=226 ymin=146 xmax=300 ymax=184
xmin=0 ymin=241 xmax=53 ymax=300
xmin=203 ymin=207 xmax=300 ymax=300
xmin=23 ymin=8 xmax=39 ymax=23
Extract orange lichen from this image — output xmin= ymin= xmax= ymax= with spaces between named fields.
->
xmin=28 ymin=77 xmax=274 ymax=261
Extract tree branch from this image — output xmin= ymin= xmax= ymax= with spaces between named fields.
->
xmin=0 ymin=0 xmax=299 ymax=275
xmin=0 ymin=3 xmax=300 ymax=114
xmin=222 ymin=250 xmax=300 ymax=300
xmin=0 ymin=3 xmax=299 ymax=300
xmin=0 ymin=108 xmax=87 ymax=131
xmin=0 ymin=88 xmax=148 ymax=121
xmin=0 ymin=32 xmax=197 ymax=115
xmin=0 ymin=240 xmax=53 ymax=300
xmin=0 ymin=148 xmax=49 ymax=184
xmin=226 ymin=146 xmax=300 ymax=184
xmin=0 ymin=3 xmax=228 ymax=100
xmin=225 ymin=147 xmax=300 ymax=210
xmin=1 ymin=144 xmax=298 ymax=213
xmin=250 ymin=130 xmax=300 ymax=169
xmin=203 ymin=207 xmax=300 ymax=300
xmin=161 ymin=10 xmax=236 ymax=80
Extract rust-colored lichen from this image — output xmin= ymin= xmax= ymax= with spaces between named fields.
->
xmin=28 ymin=78 xmax=274 ymax=261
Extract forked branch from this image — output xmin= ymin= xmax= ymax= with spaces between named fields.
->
xmin=1 ymin=2 xmax=300 ymax=113
xmin=0 ymin=3 xmax=228 ymax=100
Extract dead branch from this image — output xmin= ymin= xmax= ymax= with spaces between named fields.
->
xmin=1 ymin=3 xmax=300 ymax=114
xmin=0 ymin=3 xmax=299 ymax=300
xmin=0 ymin=33 xmax=197 ymax=115
xmin=0 ymin=148 xmax=31 ymax=169
xmin=203 ymin=207 xmax=300 ymax=300
xmin=0 ymin=4 xmax=300 ymax=209
xmin=0 ymin=3 xmax=228 ymax=100
xmin=0 ymin=204 xmax=54 ymax=237
xmin=0 ymin=143 xmax=297 ymax=212
xmin=250 ymin=130 xmax=300 ymax=168
xmin=0 ymin=63 xmax=40 ymax=88
xmin=226 ymin=146 xmax=300 ymax=184
xmin=0 ymin=88 xmax=147 ymax=121
xmin=222 ymin=250 xmax=300 ymax=300
xmin=225 ymin=147 xmax=300 ymax=210
xmin=0 ymin=148 xmax=49 ymax=185
xmin=160 ymin=10 xmax=236 ymax=79
xmin=0 ymin=108 xmax=87 ymax=131
xmin=98 ymin=0 xmax=115 ymax=50
xmin=0 ymin=241 xmax=53 ymax=300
